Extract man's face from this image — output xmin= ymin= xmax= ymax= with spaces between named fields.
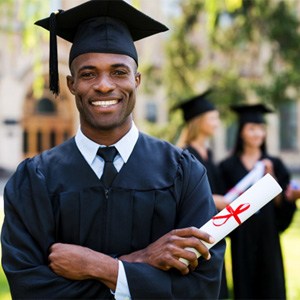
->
xmin=67 ymin=53 xmax=141 ymax=137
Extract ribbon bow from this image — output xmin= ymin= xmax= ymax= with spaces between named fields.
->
xmin=212 ymin=203 xmax=250 ymax=226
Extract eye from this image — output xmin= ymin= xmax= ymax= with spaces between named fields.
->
xmin=112 ymin=69 xmax=128 ymax=76
xmin=80 ymin=72 xmax=95 ymax=79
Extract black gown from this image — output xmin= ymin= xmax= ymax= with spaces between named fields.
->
xmin=1 ymin=133 xmax=225 ymax=299
xmin=219 ymin=154 xmax=296 ymax=299
xmin=186 ymin=146 xmax=225 ymax=196
xmin=186 ymin=146 xmax=228 ymax=299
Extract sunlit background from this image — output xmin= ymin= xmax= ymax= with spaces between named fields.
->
xmin=0 ymin=0 xmax=299 ymax=299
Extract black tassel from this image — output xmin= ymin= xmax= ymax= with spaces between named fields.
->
xmin=49 ymin=10 xmax=62 ymax=96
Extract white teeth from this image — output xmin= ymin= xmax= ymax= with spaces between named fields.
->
xmin=92 ymin=100 xmax=118 ymax=107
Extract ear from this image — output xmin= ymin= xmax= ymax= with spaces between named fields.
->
xmin=135 ymin=72 xmax=141 ymax=88
xmin=67 ymin=75 xmax=75 ymax=95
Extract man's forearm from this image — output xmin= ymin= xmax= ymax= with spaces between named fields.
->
xmin=49 ymin=243 xmax=118 ymax=290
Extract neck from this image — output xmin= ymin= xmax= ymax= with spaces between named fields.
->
xmin=190 ymin=134 xmax=209 ymax=159
xmin=82 ymin=120 xmax=132 ymax=146
xmin=242 ymin=145 xmax=261 ymax=157
xmin=240 ymin=145 xmax=262 ymax=170
xmin=191 ymin=134 xmax=207 ymax=148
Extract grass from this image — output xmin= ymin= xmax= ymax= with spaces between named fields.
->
xmin=0 ymin=201 xmax=299 ymax=299
xmin=0 ymin=196 xmax=11 ymax=300
xmin=281 ymin=201 xmax=300 ymax=300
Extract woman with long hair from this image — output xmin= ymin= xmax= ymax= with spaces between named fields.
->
xmin=176 ymin=90 xmax=228 ymax=299
xmin=176 ymin=90 xmax=228 ymax=212
xmin=219 ymin=104 xmax=296 ymax=299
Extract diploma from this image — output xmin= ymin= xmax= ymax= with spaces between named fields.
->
xmin=224 ymin=161 xmax=265 ymax=203
xmin=180 ymin=173 xmax=282 ymax=265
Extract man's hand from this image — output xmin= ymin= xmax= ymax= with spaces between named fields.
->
xmin=48 ymin=243 xmax=118 ymax=290
xmin=119 ymin=227 xmax=214 ymax=275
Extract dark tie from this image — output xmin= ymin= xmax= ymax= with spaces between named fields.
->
xmin=97 ymin=146 xmax=118 ymax=188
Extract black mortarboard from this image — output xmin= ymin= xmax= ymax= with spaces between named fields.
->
xmin=174 ymin=90 xmax=216 ymax=122
xmin=231 ymin=103 xmax=273 ymax=125
xmin=35 ymin=0 xmax=168 ymax=96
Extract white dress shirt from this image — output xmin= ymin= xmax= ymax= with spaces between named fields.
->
xmin=75 ymin=122 xmax=139 ymax=300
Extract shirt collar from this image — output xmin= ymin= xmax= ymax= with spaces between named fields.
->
xmin=75 ymin=122 xmax=139 ymax=165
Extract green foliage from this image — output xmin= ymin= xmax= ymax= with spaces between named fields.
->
xmin=0 ymin=0 xmax=49 ymax=97
xmin=160 ymin=0 xmax=300 ymax=140
xmin=0 ymin=0 xmax=49 ymax=48
xmin=210 ymin=0 xmax=300 ymax=107
xmin=19 ymin=1 xmax=49 ymax=51
xmin=141 ymin=110 xmax=184 ymax=144
xmin=0 ymin=0 xmax=14 ymax=31
xmin=164 ymin=1 xmax=203 ymax=106
xmin=139 ymin=64 xmax=163 ymax=95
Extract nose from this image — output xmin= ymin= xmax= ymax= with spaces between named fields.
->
xmin=93 ymin=74 xmax=116 ymax=93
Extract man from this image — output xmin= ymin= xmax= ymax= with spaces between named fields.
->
xmin=1 ymin=0 xmax=225 ymax=299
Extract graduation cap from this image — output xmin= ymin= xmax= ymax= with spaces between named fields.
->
xmin=174 ymin=90 xmax=216 ymax=122
xmin=35 ymin=0 xmax=168 ymax=96
xmin=231 ymin=103 xmax=274 ymax=125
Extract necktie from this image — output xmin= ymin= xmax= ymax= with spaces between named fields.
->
xmin=97 ymin=146 xmax=118 ymax=188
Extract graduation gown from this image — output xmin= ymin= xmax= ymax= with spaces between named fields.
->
xmin=1 ymin=133 xmax=225 ymax=299
xmin=186 ymin=146 xmax=225 ymax=195
xmin=186 ymin=146 xmax=228 ymax=300
xmin=219 ymin=154 xmax=296 ymax=299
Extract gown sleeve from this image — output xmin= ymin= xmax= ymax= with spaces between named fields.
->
xmin=123 ymin=151 xmax=226 ymax=299
xmin=1 ymin=158 xmax=112 ymax=299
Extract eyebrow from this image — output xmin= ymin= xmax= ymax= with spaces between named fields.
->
xmin=77 ymin=65 xmax=96 ymax=72
xmin=111 ymin=63 xmax=132 ymax=71
xmin=78 ymin=63 xmax=132 ymax=72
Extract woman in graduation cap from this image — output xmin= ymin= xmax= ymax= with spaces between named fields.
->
xmin=1 ymin=1 xmax=226 ymax=299
xmin=219 ymin=103 xmax=296 ymax=299
xmin=176 ymin=90 xmax=228 ymax=212
xmin=176 ymin=90 xmax=229 ymax=299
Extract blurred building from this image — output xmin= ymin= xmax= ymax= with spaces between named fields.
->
xmin=0 ymin=0 xmax=299 ymax=177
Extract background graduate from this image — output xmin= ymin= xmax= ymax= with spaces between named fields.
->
xmin=219 ymin=103 xmax=296 ymax=299
xmin=175 ymin=90 xmax=228 ymax=299
xmin=1 ymin=0 xmax=225 ymax=299
xmin=176 ymin=91 xmax=228 ymax=213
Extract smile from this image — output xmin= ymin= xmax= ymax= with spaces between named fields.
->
xmin=92 ymin=100 xmax=119 ymax=107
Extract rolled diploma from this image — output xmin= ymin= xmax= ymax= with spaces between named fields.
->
xmin=180 ymin=173 xmax=282 ymax=265
xmin=224 ymin=161 xmax=265 ymax=203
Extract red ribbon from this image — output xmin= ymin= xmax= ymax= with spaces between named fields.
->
xmin=212 ymin=203 xmax=250 ymax=226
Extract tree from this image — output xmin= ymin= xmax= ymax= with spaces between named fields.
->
xmin=153 ymin=0 xmax=300 ymax=142
xmin=208 ymin=0 xmax=300 ymax=106
xmin=0 ymin=0 xmax=50 ymax=95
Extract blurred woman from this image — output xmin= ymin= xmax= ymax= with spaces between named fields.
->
xmin=219 ymin=104 xmax=296 ymax=299
xmin=176 ymin=90 xmax=228 ymax=299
